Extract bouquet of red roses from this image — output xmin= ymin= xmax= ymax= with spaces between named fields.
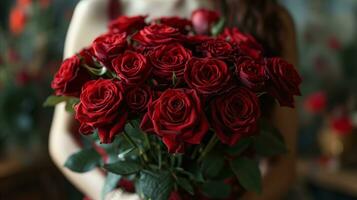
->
xmin=46 ymin=9 xmax=301 ymax=200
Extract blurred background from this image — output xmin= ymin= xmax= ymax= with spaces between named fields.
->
xmin=0 ymin=0 xmax=356 ymax=199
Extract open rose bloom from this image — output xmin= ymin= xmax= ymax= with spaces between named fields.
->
xmin=47 ymin=9 xmax=301 ymax=200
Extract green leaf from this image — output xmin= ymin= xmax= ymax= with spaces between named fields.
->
xmin=177 ymin=177 xmax=194 ymax=195
xmin=84 ymin=64 xmax=108 ymax=76
xmin=230 ymin=157 xmax=262 ymax=194
xmin=101 ymin=173 xmax=121 ymax=200
xmin=136 ymin=171 xmax=174 ymax=200
xmin=211 ymin=18 xmax=226 ymax=36
xmin=226 ymin=137 xmax=253 ymax=156
xmin=254 ymin=129 xmax=287 ymax=157
xmin=64 ymin=148 xmax=102 ymax=173
xmin=201 ymin=151 xmax=225 ymax=178
xmin=65 ymin=98 xmax=80 ymax=113
xmin=103 ymin=160 xmax=142 ymax=175
xmin=201 ymin=181 xmax=231 ymax=199
xmin=43 ymin=95 xmax=68 ymax=107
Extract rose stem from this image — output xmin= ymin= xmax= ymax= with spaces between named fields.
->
xmin=198 ymin=134 xmax=219 ymax=162
xmin=122 ymin=131 xmax=149 ymax=163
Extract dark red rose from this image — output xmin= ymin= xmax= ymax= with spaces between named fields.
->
xmin=220 ymin=28 xmax=263 ymax=59
xmin=125 ymin=85 xmax=152 ymax=113
xmin=51 ymin=55 xmax=92 ymax=97
xmin=132 ymin=24 xmax=182 ymax=46
xmin=157 ymin=17 xmax=192 ymax=33
xmin=210 ymin=87 xmax=261 ymax=146
xmin=304 ymin=91 xmax=326 ymax=114
xmin=150 ymin=43 xmax=192 ymax=82
xmin=184 ymin=57 xmax=232 ymax=96
xmin=109 ymin=15 xmax=147 ymax=34
xmin=266 ymin=58 xmax=302 ymax=107
xmin=191 ymin=9 xmax=220 ymax=35
xmin=141 ymin=89 xmax=209 ymax=153
xmin=112 ymin=51 xmax=151 ymax=86
xmin=236 ymin=57 xmax=267 ymax=92
xmin=75 ymin=79 xmax=128 ymax=143
xmin=92 ymin=32 xmax=127 ymax=67
xmin=118 ymin=179 xmax=135 ymax=193
xmin=197 ymin=39 xmax=234 ymax=59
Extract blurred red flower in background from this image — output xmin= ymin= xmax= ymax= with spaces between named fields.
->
xmin=331 ymin=115 xmax=353 ymax=136
xmin=9 ymin=6 xmax=27 ymax=35
xmin=304 ymin=91 xmax=327 ymax=114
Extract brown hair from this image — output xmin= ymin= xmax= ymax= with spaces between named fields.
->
xmin=222 ymin=0 xmax=283 ymax=57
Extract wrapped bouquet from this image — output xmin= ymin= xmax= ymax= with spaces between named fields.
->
xmin=46 ymin=9 xmax=301 ymax=200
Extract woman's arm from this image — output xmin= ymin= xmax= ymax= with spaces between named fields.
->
xmin=49 ymin=1 xmax=139 ymax=199
xmin=242 ymin=6 xmax=299 ymax=200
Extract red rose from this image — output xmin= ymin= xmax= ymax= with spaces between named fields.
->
xmin=191 ymin=9 xmax=220 ymax=35
xmin=220 ymin=28 xmax=263 ymax=59
xmin=92 ymin=32 xmax=127 ymax=67
xmin=132 ymin=24 xmax=182 ymax=46
xmin=210 ymin=87 xmax=261 ymax=146
xmin=109 ymin=15 xmax=147 ymax=34
xmin=266 ymin=58 xmax=302 ymax=107
xmin=197 ymin=39 xmax=234 ymax=60
xmin=51 ymin=55 xmax=92 ymax=97
xmin=125 ymin=85 xmax=152 ymax=113
xmin=141 ymin=89 xmax=209 ymax=153
xmin=149 ymin=43 xmax=192 ymax=82
xmin=75 ymin=79 xmax=128 ymax=143
xmin=112 ymin=51 xmax=151 ymax=86
xmin=184 ymin=57 xmax=232 ymax=96
xmin=157 ymin=17 xmax=192 ymax=33
xmin=236 ymin=57 xmax=267 ymax=92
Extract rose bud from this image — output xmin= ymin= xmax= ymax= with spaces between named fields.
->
xmin=184 ymin=57 xmax=232 ymax=96
xmin=92 ymin=32 xmax=127 ymax=68
xmin=236 ymin=57 xmax=267 ymax=92
xmin=149 ymin=43 xmax=192 ymax=82
xmin=220 ymin=28 xmax=263 ymax=59
xmin=265 ymin=58 xmax=302 ymax=107
xmin=75 ymin=79 xmax=128 ymax=143
xmin=191 ymin=9 xmax=220 ymax=35
xmin=112 ymin=51 xmax=151 ymax=86
xmin=141 ymin=89 xmax=209 ymax=153
xmin=210 ymin=87 xmax=261 ymax=146
xmin=51 ymin=55 xmax=92 ymax=97
xmin=109 ymin=15 xmax=147 ymax=34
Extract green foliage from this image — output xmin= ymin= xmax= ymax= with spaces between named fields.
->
xmin=211 ymin=18 xmax=226 ymax=36
xmin=230 ymin=157 xmax=262 ymax=194
xmin=176 ymin=177 xmax=194 ymax=195
xmin=254 ymin=121 xmax=287 ymax=157
xmin=64 ymin=148 xmax=102 ymax=173
xmin=201 ymin=181 xmax=231 ymax=199
xmin=104 ymin=160 xmax=142 ymax=175
xmin=43 ymin=95 xmax=68 ymax=107
xmin=226 ymin=137 xmax=253 ymax=156
xmin=136 ymin=171 xmax=174 ymax=200
xmin=201 ymin=150 xmax=225 ymax=178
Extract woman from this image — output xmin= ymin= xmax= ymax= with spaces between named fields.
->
xmin=49 ymin=0 xmax=298 ymax=199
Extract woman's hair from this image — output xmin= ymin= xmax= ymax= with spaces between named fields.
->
xmin=221 ymin=0 xmax=283 ymax=56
